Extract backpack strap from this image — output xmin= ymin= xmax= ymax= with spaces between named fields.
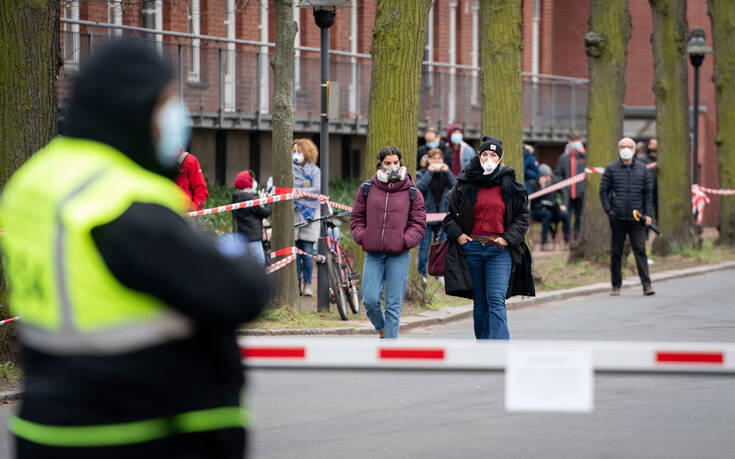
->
xmin=362 ymin=180 xmax=373 ymax=199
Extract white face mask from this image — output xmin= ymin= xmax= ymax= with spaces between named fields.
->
xmin=293 ymin=151 xmax=304 ymax=164
xmin=482 ymin=158 xmax=499 ymax=175
xmin=619 ymin=147 xmax=634 ymax=161
xmin=450 ymin=133 xmax=463 ymax=145
xmin=154 ymin=99 xmax=191 ymax=168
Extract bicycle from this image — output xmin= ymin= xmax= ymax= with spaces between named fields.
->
xmin=295 ymin=211 xmax=360 ymax=320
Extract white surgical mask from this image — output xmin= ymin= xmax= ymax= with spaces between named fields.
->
xmin=154 ymin=99 xmax=191 ymax=168
xmin=482 ymin=158 xmax=499 ymax=175
xmin=570 ymin=141 xmax=583 ymax=151
xmin=450 ymin=133 xmax=463 ymax=145
xmin=293 ymin=151 xmax=304 ymax=164
xmin=426 ymin=140 xmax=439 ymax=149
xmin=619 ymin=147 xmax=634 ymax=161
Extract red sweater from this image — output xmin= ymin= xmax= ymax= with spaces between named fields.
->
xmin=175 ymin=153 xmax=209 ymax=211
xmin=471 ymin=186 xmax=505 ymax=235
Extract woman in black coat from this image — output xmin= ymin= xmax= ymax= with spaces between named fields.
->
xmin=443 ymin=136 xmax=534 ymax=339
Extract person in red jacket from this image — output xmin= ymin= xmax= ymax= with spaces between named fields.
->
xmin=175 ymin=148 xmax=209 ymax=210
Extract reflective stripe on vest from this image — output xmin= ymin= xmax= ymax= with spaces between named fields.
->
xmin=9 ymin=406 xmax=249 ymax=447
xmin=0 ymin=137 xmax=191 ymax=355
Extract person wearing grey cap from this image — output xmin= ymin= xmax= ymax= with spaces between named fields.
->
xmin=530 ymin=164 xmax=571 ymax=250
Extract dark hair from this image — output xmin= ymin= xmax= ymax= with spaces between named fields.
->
xmin=376 ymin=146 xmax=403 ymax=169
xmin=425 ymin=127 xmax=439 ymax=136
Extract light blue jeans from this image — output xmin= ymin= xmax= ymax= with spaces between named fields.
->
xmin=362 ymin=251 xmax=410 ymax=339
xmin=463 ymin=240 xmax=512 ymax=340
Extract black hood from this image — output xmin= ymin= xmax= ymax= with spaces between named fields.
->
xmin=60 ymin=38 xmax=175 ymax=177
xmin=457 ymin=155 xmax=517 ymax=187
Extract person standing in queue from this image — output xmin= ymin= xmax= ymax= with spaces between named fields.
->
xmin=232 ymin=170 xmax=272 ymax=265
xmin=415 ymin=148 xmax=456 ymax=283
xmin=599 ymin=137 xmax=655 ymax=296
xmin=350 ymin=146 xmax=427 ymax=338
xmin=0 ymin=39 xmax=272 ymax=459
xmin=443 ymin=137 xmax=534 ymax=340
xmin=292 ymin=138 xmax=321 ymax=297
xmin=175 ymin=147 xmax=209 ymax=211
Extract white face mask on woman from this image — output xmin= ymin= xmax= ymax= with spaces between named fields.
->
xmin=481 ymin=158 xmax=499 ymax=175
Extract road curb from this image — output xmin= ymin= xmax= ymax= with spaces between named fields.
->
xmin=0 ymin=390 xmax=22 ymax=402
xmin=240 ymin=261 xmax=735 ymax=337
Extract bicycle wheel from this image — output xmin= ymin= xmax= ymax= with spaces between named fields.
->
xmin=343 ymin=260 xmax=360 ymax=314
xmin=327 ymin=252 xmax=349 ymax=320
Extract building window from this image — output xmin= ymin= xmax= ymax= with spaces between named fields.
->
xmin=224 ymin=0 xmax=236 ymax=111
xmin=188 ymin=0 xmax=200 ymax=82
xmin=62 ymin=1 xmax=80 ymax=72
xmin=108 ymin=1 xmax=123 ymax=36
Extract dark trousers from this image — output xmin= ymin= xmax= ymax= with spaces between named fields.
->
xmin=531 ymin=208 xmax=570 ymax=244
xmin=609 ymin=217 xmax=651 ymax=289
xmin=569 ymin=197 xmax=584 ymax=238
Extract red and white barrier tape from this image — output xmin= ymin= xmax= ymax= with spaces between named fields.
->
xmin=0 ymin=316 xmax=20 ymax=327
xmin=239 ymin=337 xmax=735 ymax=373
xmin=183 ymin=192 xmax=298 ymax=217
xmin=265 ymin=254 xmax=297 ymax=274
xmin=270 ymin=246 xmax=325 ymax=263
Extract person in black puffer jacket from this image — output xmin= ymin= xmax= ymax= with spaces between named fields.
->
xmin=232 ymin=170 xmax=272 ymax=265
xmin=599 ymin=137 xmax=655 ymax=296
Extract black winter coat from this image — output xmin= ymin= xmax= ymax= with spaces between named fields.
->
xmin=555 ymin=148 xmax=587 ymax=205
xmin=443 ymin=161 xmax=535 ymax=299
xmin=232 ymin=190 xmax=272 ymax=241
xmin=599 ymin=158 xmax=653 ymax=221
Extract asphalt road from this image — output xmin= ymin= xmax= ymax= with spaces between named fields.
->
xmin=0 ymin=270 xmax=733 ymax=458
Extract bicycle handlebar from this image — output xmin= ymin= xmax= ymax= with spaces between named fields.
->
xmin=294 ymin=211 xmax=352 ymax=228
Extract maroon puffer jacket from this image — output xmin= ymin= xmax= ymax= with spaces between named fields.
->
xmin=350 ymin=173 xmax=427 ymax=254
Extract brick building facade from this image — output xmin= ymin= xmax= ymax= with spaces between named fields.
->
xmin=60 ymin=0 xmax=721 ymax=223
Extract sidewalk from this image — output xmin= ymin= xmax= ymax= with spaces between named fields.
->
xmin=239 ymin=260 xmax=735 ymax=336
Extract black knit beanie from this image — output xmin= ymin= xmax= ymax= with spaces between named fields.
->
xmin=60 ymin=38 xmax=174 ymax=176
xmin=477 ymin=136 xmax=503 ymax=158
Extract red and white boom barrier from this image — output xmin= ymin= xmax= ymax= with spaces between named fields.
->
xmin=240 ymin=337 xmax=735 ymax=374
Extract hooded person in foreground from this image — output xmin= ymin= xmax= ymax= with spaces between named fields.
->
xmin=0 ymin=39 xmax=272 ymax=458
xmin=443 ymin=136 xmax=534 ymax=339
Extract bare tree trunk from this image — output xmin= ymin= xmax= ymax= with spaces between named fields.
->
xmin=363 ymin=0 xmax=432 ymax=306
xmin=0 ymin=0 xmax=59 ymax=363
xmin=270 ymin=0 xmax=299 ymax=310
xmin=480 ymin=0 xmax=523 ymax=175
xmin=649 ymin=0 xmax=695 ymax=255
xmin=570 ymin=0 xmax=631 ymax=262
xmin=709 ymin=0 xmax=735 ymax=245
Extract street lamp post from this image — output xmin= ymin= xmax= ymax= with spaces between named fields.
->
xmin=687 ymin=27 xmax=712 ymax=186
xmin=298 ymin=0 xmax=351 ymax=312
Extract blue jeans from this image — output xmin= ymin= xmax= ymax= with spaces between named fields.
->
xmin=296 ymin=240 xmax=315 ymax=284
xmin=418 ymin=223 xmax=445 ymax=276
xmin=463 ymin=240 xmax=512 ymax=340
xmin=362 ymin=251 xmax=410 ymax=339
xmin=247 ymin=241 xmax=266 ymax=265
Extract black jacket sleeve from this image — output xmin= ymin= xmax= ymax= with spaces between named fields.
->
xmin=599 ymin=166 xmax=613 ymax=215
xmin=501 ymin=184 xmax=530 ymax=247
xmin=443 ymin=187 xmax=464 ymax=241
xmin=91 ymin=202 xmax=272 ymax=327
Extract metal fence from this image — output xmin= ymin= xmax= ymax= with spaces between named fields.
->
xmin=59 ymin=29 xmax=588 ymax=140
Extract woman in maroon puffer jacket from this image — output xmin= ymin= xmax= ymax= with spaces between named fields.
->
xmin=350 ymin=146 xmax=427 ymax=338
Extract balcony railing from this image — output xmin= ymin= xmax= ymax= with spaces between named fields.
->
xmin=59 ymin=27 xmax=588 ymax=142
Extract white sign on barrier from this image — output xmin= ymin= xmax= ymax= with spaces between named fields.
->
xmin=505 ymin=348 xmax=594 ymax=413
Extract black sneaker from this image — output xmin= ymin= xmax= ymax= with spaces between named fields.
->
xmin=643 ymin=286 xmax=656 ymax=296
